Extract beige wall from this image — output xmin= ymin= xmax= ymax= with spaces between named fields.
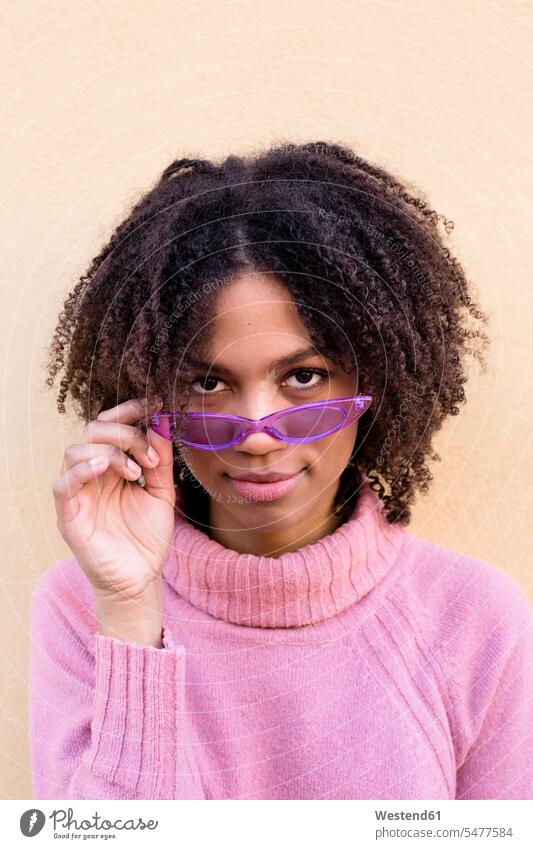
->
xmin=1 ymin=1 xmax=531 ymax=799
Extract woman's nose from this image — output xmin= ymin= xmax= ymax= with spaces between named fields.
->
xmin=231 ymin=410 xmax=285 ymax=454
xmin=227 ymin=391 xmax=289 ymax=450
xmin=232 ymin=430 xmax=285 ymax=454
xmin=232 ymin=415 xmax=284 ymax=452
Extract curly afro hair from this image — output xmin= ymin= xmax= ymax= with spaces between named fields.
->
xmin=45 ymin=139 xmax=488 ymax=528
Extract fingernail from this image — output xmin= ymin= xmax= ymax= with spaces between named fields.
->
xmin=147 ymin=447 xmax=159 ymax=464
xmin=127 ymin=458 xmax=142 ymax=474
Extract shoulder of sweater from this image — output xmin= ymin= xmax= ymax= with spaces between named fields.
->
xmin=385 ymin=528 xmax=533 ymax=659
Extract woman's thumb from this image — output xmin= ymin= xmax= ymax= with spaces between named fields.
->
xmin=142 ymin=425 xmax=176 ymax=503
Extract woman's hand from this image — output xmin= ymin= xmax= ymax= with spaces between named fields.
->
xmin=53 ymin=397 xmax=176 ymax=603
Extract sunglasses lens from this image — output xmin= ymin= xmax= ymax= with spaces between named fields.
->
xmin=182 ymin=407 xmax=347 ymax=445
xmin=275 ymin=406 xmax=346 ymax=439
xmin=181 ymin=416 xmax=239 ymax=447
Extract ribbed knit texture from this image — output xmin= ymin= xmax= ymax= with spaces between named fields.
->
xmin=165 ymin=482 xmax=405 ymax=628
xmin=29 ymin=481 xmax=533 ymax=800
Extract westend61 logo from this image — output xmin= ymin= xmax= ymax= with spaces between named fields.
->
xmin=19 ymin=807 xmax=159 ymax=839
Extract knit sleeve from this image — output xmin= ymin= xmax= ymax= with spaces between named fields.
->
xmin=449 ymin=576 xmax=533 ymax=800
xmin=28 ymin=564 xmax=206 ymax=800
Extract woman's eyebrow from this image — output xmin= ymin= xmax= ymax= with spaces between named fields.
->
xmin=188 ymin=345 xmax=321 ymax=374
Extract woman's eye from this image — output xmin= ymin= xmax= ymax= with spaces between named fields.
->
xmin=191 ymin=376 xmax=226 ymax=395
xmin=191 ymin=368 xmax=329 ymax=395
xmin=284 ymin=368 xmax=328 ymax=389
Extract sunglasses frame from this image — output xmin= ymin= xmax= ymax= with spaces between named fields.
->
xmin=150 ymin=394 xmax=373 ymax=451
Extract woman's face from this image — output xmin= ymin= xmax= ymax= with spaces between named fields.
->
xmin=177 ymin=272 xmax=359 ymax=542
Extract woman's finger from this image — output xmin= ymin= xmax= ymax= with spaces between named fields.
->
xmin=96 ymin=396 xmax=163 ymax=425
xmin=62 ymin=443 xmax=143 ymax=479
xmin=140 ymin=424 xmax=176 ymax=502
xmin=80 ymin=420 xmax=159 ymax=470
xmin=53 ymin=457 xmax=111 ymax=526
xmin=70 ymin=398 xmax=164 ymax=470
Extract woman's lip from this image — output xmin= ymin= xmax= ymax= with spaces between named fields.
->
xmin=225 ymin=470 xmax=306 ymax=502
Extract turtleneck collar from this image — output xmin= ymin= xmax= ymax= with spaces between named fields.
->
xmin=163 ymin=480 xmax=406 ymax=629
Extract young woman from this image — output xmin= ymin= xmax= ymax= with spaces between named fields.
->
xmin=30 ymin=141 xmax=533 ymax=800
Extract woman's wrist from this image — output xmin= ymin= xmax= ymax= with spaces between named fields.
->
xmin=94 ymin=580 xmax=163 ymax=648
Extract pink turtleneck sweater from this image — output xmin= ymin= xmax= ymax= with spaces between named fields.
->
xmin=29 ymin=483 xmax=533 ymax=800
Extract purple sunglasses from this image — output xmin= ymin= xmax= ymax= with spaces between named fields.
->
xmin=150 ymin=394 xmax=373 ymax=450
